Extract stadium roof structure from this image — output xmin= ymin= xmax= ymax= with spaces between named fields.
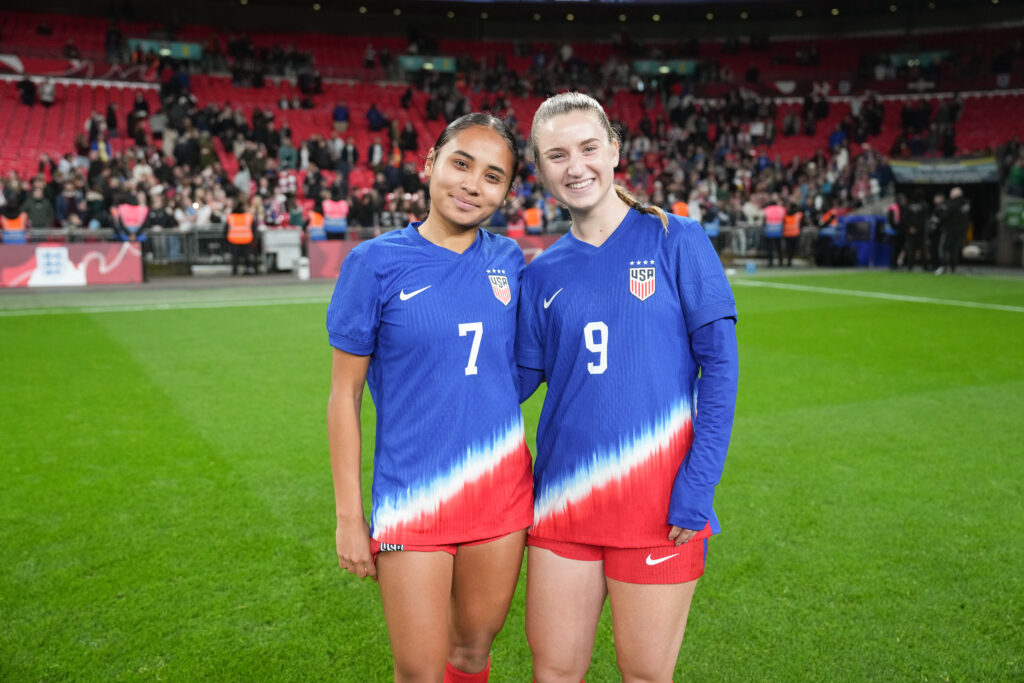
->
xmin=2 ymin=0 xmax=1021 ymax=42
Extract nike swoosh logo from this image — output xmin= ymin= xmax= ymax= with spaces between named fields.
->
xmin=543 ymin=288 xmax=563 ymax=309
xmin=645 ymin=553 xmax=679 ymax=566
xmin=399 ymin=285 xmax=431 ymax=301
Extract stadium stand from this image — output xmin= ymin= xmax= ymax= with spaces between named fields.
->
xmin=1 ymin=4 xmax=1021 ymax=268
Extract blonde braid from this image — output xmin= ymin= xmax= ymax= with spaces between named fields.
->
xmin=614 ymin=184 xmax=669 ymax=231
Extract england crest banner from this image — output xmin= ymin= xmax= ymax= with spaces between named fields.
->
xmin=629 ymin=263 xmax=656 ymax=301
xmin=1 ymin=242 xmax=142 ymax=287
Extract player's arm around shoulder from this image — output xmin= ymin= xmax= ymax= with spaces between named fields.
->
xmin=514 ymin=256 xmax=547 ymax=402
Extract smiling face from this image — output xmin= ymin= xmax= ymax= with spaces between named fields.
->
xmin=533 ymin=110 xmax=620 ymax=217
xmin=424 ymin=125 xmax=514 ymax=231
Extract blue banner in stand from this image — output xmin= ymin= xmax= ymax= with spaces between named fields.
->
xmin=397 ymin=56 xmax=456 ymax=73
xmin=127 ymin=39 xmax=202 ymax=61
xmin=890 ymin=157 xmax=999 ymax=185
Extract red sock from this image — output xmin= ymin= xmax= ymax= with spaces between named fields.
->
xmin=444 ymin=658 xmax=490 ymax=683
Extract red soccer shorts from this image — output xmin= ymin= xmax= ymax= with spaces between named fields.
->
xmin=527 ymin=535 xmax=708 ymax=584
xmin=370 ymin=532 xmax=517 ymax=564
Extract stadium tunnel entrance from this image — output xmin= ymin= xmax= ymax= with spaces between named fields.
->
xmin=892 ymin=156 xmax=1004 ymax=262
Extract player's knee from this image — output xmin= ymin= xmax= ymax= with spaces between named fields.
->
xmin=392 ymin=656 xmax=445 ymax=683
xmin=531 ymin=653 xmax=589 ymax=683
xmin=527 ymin=627 xmax=590 ymax=676
xmin=447 ymin=642 xmax=491 ymax=674
xmin=617 ymin=656 xmax=674 ymax=683
xmin=450 ymin=616 xmax=501 ymax=655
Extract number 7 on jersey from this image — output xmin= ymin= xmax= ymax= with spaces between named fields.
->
xmin=459 ymin=322 xmax=483 ymax=376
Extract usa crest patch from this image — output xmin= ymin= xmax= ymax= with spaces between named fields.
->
xmin=629 ymin=261 xmax=656 ymax=301
xmin=487 ymin=268 xmax=511 ymax=306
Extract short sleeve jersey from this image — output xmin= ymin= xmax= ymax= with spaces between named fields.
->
xmin=327 ymin=225 xmax=533 ymax=545
xmin=516 ymin=209 xmax=736 ymax=547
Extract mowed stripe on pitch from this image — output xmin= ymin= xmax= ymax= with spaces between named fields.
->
xmin=3 ymin=278 xmax=1022 ymax=316
xmin=732 ymin=279 xmax=1024 ymax=313
xmin=0 ymin=296 xmax=328 ymax=317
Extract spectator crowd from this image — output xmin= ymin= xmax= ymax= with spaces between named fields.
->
xmin=3 ymin=22 xmax=1022 ymax=263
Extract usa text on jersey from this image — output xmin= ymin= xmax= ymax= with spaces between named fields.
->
xmin=487 ymin=268 xmax=511 ymax=306
xmin=629 ymin=260 xmax=656 ymax=301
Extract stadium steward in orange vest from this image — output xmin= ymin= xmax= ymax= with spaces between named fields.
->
xmin=783 ymin=204 xmax=803 ymax=267
xmin=1 ymin=213 xmax=28 ymax=244
xmin=226 ymin=211 xmax=257 ymax=275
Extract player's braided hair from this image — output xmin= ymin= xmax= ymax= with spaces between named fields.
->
xmin=529 ymin=91 xmax=669 ymax=231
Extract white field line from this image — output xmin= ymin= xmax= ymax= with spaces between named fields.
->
xmin=732 ymin=279 xmax=1024 ymax=313
xmin=0 ymin=296 xmax=327 ymax=317
xmin=4 ymin=280 xmax=1022 ymax=316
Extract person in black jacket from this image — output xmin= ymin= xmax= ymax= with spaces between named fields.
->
xmin=142 ymin=194 xmax=177 ymax=229
xmin=142 ymin=194 xmax=180 ymax=260
xmin=903 ymin=192 xmax=929 ymax=272
xmin=937 ymin=187 xmax=970 ymax=274
xmin=350 ymin=189 xmax=379 ymax=228
xmin=337 ymin=137 xmax=359 ymax=177
xmin=21 ymin=186 xmax=55 ymax=227
xmin=17 ymin=76 xmax=37 ymax=106
xmin=928 ymin=193 xmax=946 ymax=271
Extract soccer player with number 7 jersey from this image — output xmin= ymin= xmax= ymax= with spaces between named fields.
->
xmin=517 ymin=92 xmax=739 ymax=683
xmin=326 ymin=114 xmax=533 ymax=683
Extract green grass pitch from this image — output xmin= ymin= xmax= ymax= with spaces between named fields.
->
xmin=1 ymin=271 xmax=1022 ymax=681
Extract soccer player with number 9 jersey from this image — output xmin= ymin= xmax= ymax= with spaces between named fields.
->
xmin=326 ymin=114 xmax=533 ymax=683
xmin=517 ymin=92 xmax=739 ymax=682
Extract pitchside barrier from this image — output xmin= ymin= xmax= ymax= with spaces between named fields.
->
xmin=305 ymin=222 xmax=784 ymax=279
xmin=1 ymin=221 xmax=821 ymax=287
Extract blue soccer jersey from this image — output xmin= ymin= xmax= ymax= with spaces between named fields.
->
xmin=327 ymin=225 xmax=533 ymax=545
xmin=516 ymin=209 xmax=737 ymax=548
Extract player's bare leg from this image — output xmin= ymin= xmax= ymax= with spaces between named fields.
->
xmin=606 ymin=577 xmax=698 ymax=683
xmin=377 ymin=550 xmax=455 ymax=683
xmin=448 ymin=529 xmax=528 ymax=674
xmin=526 ymin=547 xmax=606 ymax=683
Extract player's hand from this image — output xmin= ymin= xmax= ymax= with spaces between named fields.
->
xmin=336 ymin=516 xmax=377 ymax=580
xmin=668 ymin=525 xmax=699 ymax=546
